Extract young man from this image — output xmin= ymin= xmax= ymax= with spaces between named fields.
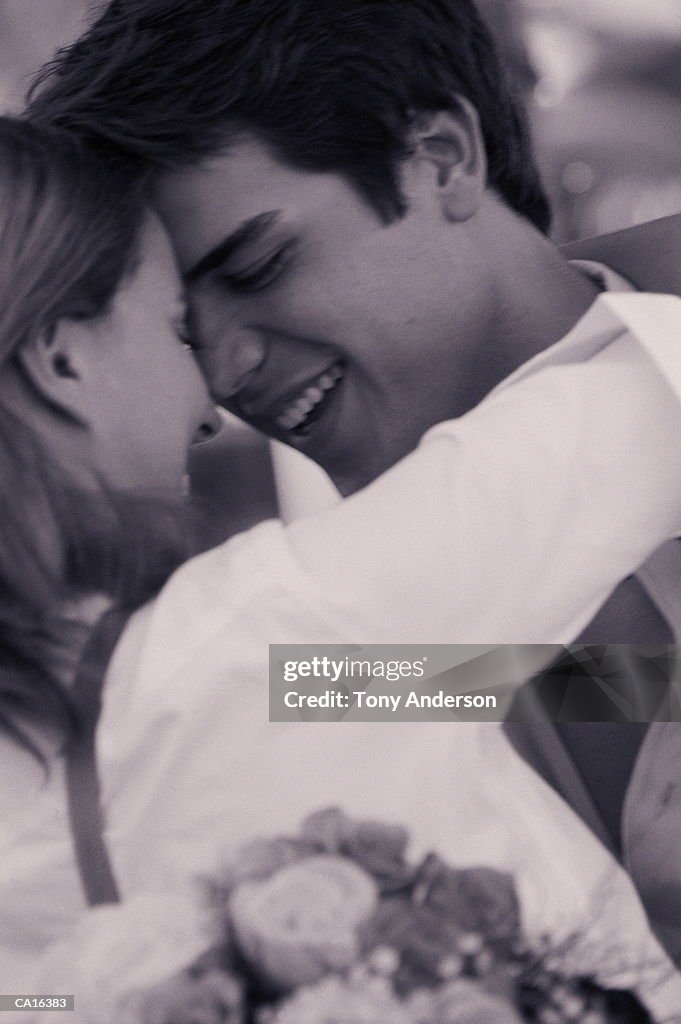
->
xmin=28 ymin=0 xmax=681 ymax=966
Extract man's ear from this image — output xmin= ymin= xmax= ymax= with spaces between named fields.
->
xmin=405 ymin=99 xmax=487 ymax=221
xmin=15 ymin=320 xmax=88 ymax=423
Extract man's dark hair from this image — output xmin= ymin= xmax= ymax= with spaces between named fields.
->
xmin=29 ymin=0 xmax=551 ymax=231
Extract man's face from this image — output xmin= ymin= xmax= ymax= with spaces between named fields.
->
xmin=155 ymin=136 xmax=494 ymax=494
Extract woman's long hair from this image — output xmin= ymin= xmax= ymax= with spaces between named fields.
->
xmin=0 ymin=119 xmax=192 ymax=759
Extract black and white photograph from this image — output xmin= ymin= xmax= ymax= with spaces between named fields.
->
xmin=2 ymin=1 xmax=681 ymax=1021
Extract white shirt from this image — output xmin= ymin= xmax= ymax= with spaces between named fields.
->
xmin=4 ymin=291 xmax=681 ymax=1020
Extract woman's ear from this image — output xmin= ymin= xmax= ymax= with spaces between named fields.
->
xmin=15 ymin=320 xmax=87 ymax=422
xmin=405 ymin=99 xmax=487 ymax=222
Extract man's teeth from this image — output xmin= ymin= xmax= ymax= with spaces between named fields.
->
xmin=276 ymin=364 xmax=344 ymax=431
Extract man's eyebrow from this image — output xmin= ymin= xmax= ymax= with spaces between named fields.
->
xmin=184 ymin=210 xmax=281 ymax=284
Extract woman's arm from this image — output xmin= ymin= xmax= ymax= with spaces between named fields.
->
xmin=564 ymin=214 xmax=681 ymax=296
xmin=280 ymin=293 xmax=681 ymax=644
xmin=135 ymin=293 xmax=681 ymax=655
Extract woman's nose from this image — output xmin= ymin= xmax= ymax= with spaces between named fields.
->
xmin=192 ymin=404 xmax=223 ymax=444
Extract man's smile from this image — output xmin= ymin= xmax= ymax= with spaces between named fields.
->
xmin=275 ymin=361 xmax=345 ymax=433
xmin=229 ymin=353 xmax=347 ymax=447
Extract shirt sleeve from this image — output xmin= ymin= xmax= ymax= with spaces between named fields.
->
xmin=280 ymin=307 xmax=681 ymax=644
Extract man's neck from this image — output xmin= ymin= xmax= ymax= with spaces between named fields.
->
xmin=490 ymin=217 xmax=602 ymax=377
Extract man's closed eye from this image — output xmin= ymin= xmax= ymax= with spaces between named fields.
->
xmin=222 ymin=242 xmax=295 ymax=294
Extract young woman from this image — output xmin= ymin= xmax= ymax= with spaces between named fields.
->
xmin=2 ymin=117 xmax=681 ymax=1016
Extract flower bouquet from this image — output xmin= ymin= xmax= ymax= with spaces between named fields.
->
xmin=130 ymin=808 xmax=653 ymax=1024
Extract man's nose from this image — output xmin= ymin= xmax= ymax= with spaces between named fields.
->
xmin=190 ymin=293 xmax=267 ymax=399
xmin=220 ymin=332 xmax=267 ymax=397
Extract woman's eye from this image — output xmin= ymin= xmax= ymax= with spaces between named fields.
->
xmin=224 ymin=244 xmax=292 ymax=294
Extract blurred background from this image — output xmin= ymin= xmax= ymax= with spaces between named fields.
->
xmin=2 ymin=0 xmax=681 ymax=529
xmin=481 ymin=0 xmax=681 ymax=241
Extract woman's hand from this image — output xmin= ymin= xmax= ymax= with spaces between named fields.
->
xmin=122 ymin=966 xmax=243 ymax=1024
xmin=563 ymin=214 xmax=681 ymax=296
xmin=36 ymin=892 xmax=214 ymax=1024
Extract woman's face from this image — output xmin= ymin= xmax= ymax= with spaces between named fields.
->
xmin=70 ymin=215 xmax=218 ymax=494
